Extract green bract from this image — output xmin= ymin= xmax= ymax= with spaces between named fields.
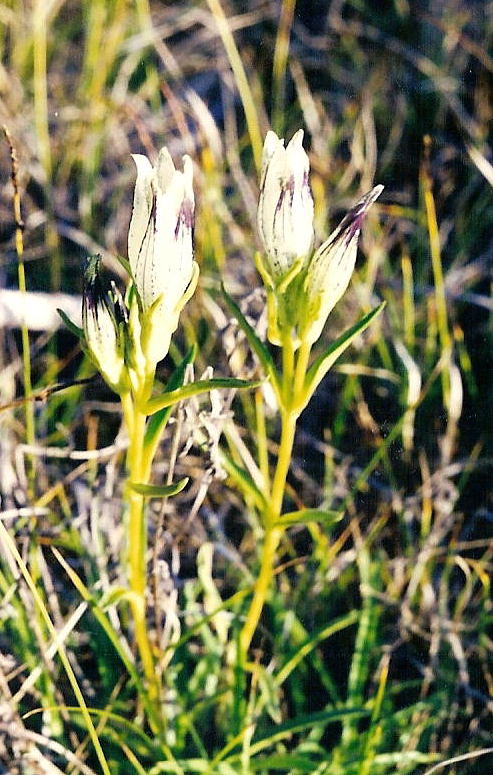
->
xmin=257 ymin=128 xmax=383 ymax=348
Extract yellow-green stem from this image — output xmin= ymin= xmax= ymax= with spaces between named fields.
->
xmin=255 ymin=387 xmax=270 ymax=493
xmin=239 ymin=407 xmax=297 ymax=660
xmin=127 ymin=410 xmax=147 ymax=597
xmin=270 ymin=408 xmax=297 ymax=517
xmin=293 ymin=339 xmax=311 ymax=408
xmin=122 ymin=384 xmax=161 ymax=719
xmin=239 ymin=334 xmax=312 ymax=661
xmin=238 ymin=524 xmax=283 ymax=661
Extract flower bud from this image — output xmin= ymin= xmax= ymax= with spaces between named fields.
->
xmin=128 ymin=147 xmax=199 ymax=365
xmin=299 ymin=185 xmax=384 ymax=345
xmin=257 ymin=130 xmax=314 ymax=283
xmin=82 ymin=255 xmax=127 ymax=391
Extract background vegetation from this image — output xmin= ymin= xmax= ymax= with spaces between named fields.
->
xmin=0 ymin=0 xmax=492 ymax=773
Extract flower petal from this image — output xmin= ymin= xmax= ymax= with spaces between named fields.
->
xmin=300 ymin=185 xmax=384 ymax=344
xmin=127 ymin=147 xmax=197 ymax=365
xmin=257 ymin=129 xmax=314 ymax=281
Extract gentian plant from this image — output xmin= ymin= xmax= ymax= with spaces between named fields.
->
xmin=223 ymin=129 xmax=384 ymax=663
xmin=70 ymin=147 xmax=259 ymax=726
xmin=63 ymin=129 xmax=384 ymax=747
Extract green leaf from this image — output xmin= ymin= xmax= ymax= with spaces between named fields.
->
xmin=98 ymin=585 xmax=131 ymax=610
xmin=57 ymin=308 xmax=84 ymax=339
xmin=222 ymin=284 xmax=281 ymax=401
xmin=275 ymin=611 xmax=360 ymax=688
xmin=303 ymin=302 xmax=386 ymax=405
xmin=254 ymin=664 xmax=282 ymax=724
xmin=115 ymin=253 xmax=133 ymax=278
xmin=274 ymin=508 xmax=342 ymax=527
xmin=219 ymin=451 xmax=270 ymax=515
xmin=244 ymin=707 xmax=369 ymax=757
xmin=129 ymin=478 xmax=189 ymax=498
xmin=249 ymin=754 xmax=320 ymax=772
xmin=144 ymin=345 xmax=196 ymax=453
xmin=145 ymin=377 xmax=261 ymax=415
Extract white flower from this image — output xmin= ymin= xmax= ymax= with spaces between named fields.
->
xmin=82 ymin=256 xmax=127 ymax=391
xmin=128 ymin=147 xmax=199 ymax=365
xmin=299 ymin=185 xmax=384 ymax=345
xmin=257 ymin=130 xmax=314 ymax=283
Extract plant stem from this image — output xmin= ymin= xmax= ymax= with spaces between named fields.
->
xmin=122 ymin=383 xmax=162 ymax=721
xmin=239 ymin=335 xmax=311 ymax=661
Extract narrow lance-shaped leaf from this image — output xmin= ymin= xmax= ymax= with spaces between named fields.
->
xmin=301 ymin=302 xmax=386 ymax=410
xmin=222 ymin=284 xmax=282 ymax=403
xmin=57 ymin=308 xmax=84 ymax=340
xmin=274 ymin=508 xmax=343 ymax=528
xmin=219 ymin=450 xmax=270 ymax=516
xmin=245 ymin=707 xmax=369 ymax=757
xmin=143 ymin=344 xmax=197 ymax=454
xmin=145 ymin=377 xmax=261 ymax=415
xmin=114 ymin=253 xmax=133 ymax=279
xmin=129 ymin=478 xmax=189 ymax=498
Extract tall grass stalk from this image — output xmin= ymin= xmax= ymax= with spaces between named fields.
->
xmin=205 ymin=0 xmax=263 ymax=172
xmin=2 ymin=127 xmax=36 ymax=482
xmin=421 ymin=137 xmax=452 ymax=405
xmin=271 ymin=0 xmax=297 ymax=134
xmin=32 ymin=0 xmax=62 ymax=292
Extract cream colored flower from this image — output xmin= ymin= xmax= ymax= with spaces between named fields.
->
xmin=257 ymin=130 xmax=314 ymax=283
xmin=299 ymin=185 xmax=384 ymax=345
xmin=128 ymin=147 xmax=199 ymax=365
xmin=82 ymin=255 xmax=127 ymax=391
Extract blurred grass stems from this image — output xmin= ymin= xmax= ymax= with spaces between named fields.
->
xmin=271 ymin=0 xmax=297 ymax=135
xmin=32 ymin=0 xmax=62 ymax=292
xmin=421 ymin=137 xmax=452 ymax=406
xmin=2 ymin=127 xmax=36 ymax=486
xmin=0 ymin=519 xmax=112 ymax=775
xmin=205 ymin=0 xmax=263 ymax=173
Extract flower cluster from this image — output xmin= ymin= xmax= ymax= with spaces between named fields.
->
xmin=257 ymin=130 xmax=383 ymax=347
xmin=81 ymin=130 xmax=382 ymax=393
xmin=82 ymin=148 xmax=198 ymax=392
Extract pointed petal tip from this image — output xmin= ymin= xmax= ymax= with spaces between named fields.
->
xmin=131 ymin=153 xmax=154 ymax=178
xmin=265 ymin=129 xmax=281 ymax=143
xmin=289 ymin=128 xmax=305 ymax=147
xmin=263 ymin=130 xmax=283 ymax=158
xmin=182 ymin=154 xmax=194 ymax=176
xmin=362 ymin=184 xmax=384 ymax=208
